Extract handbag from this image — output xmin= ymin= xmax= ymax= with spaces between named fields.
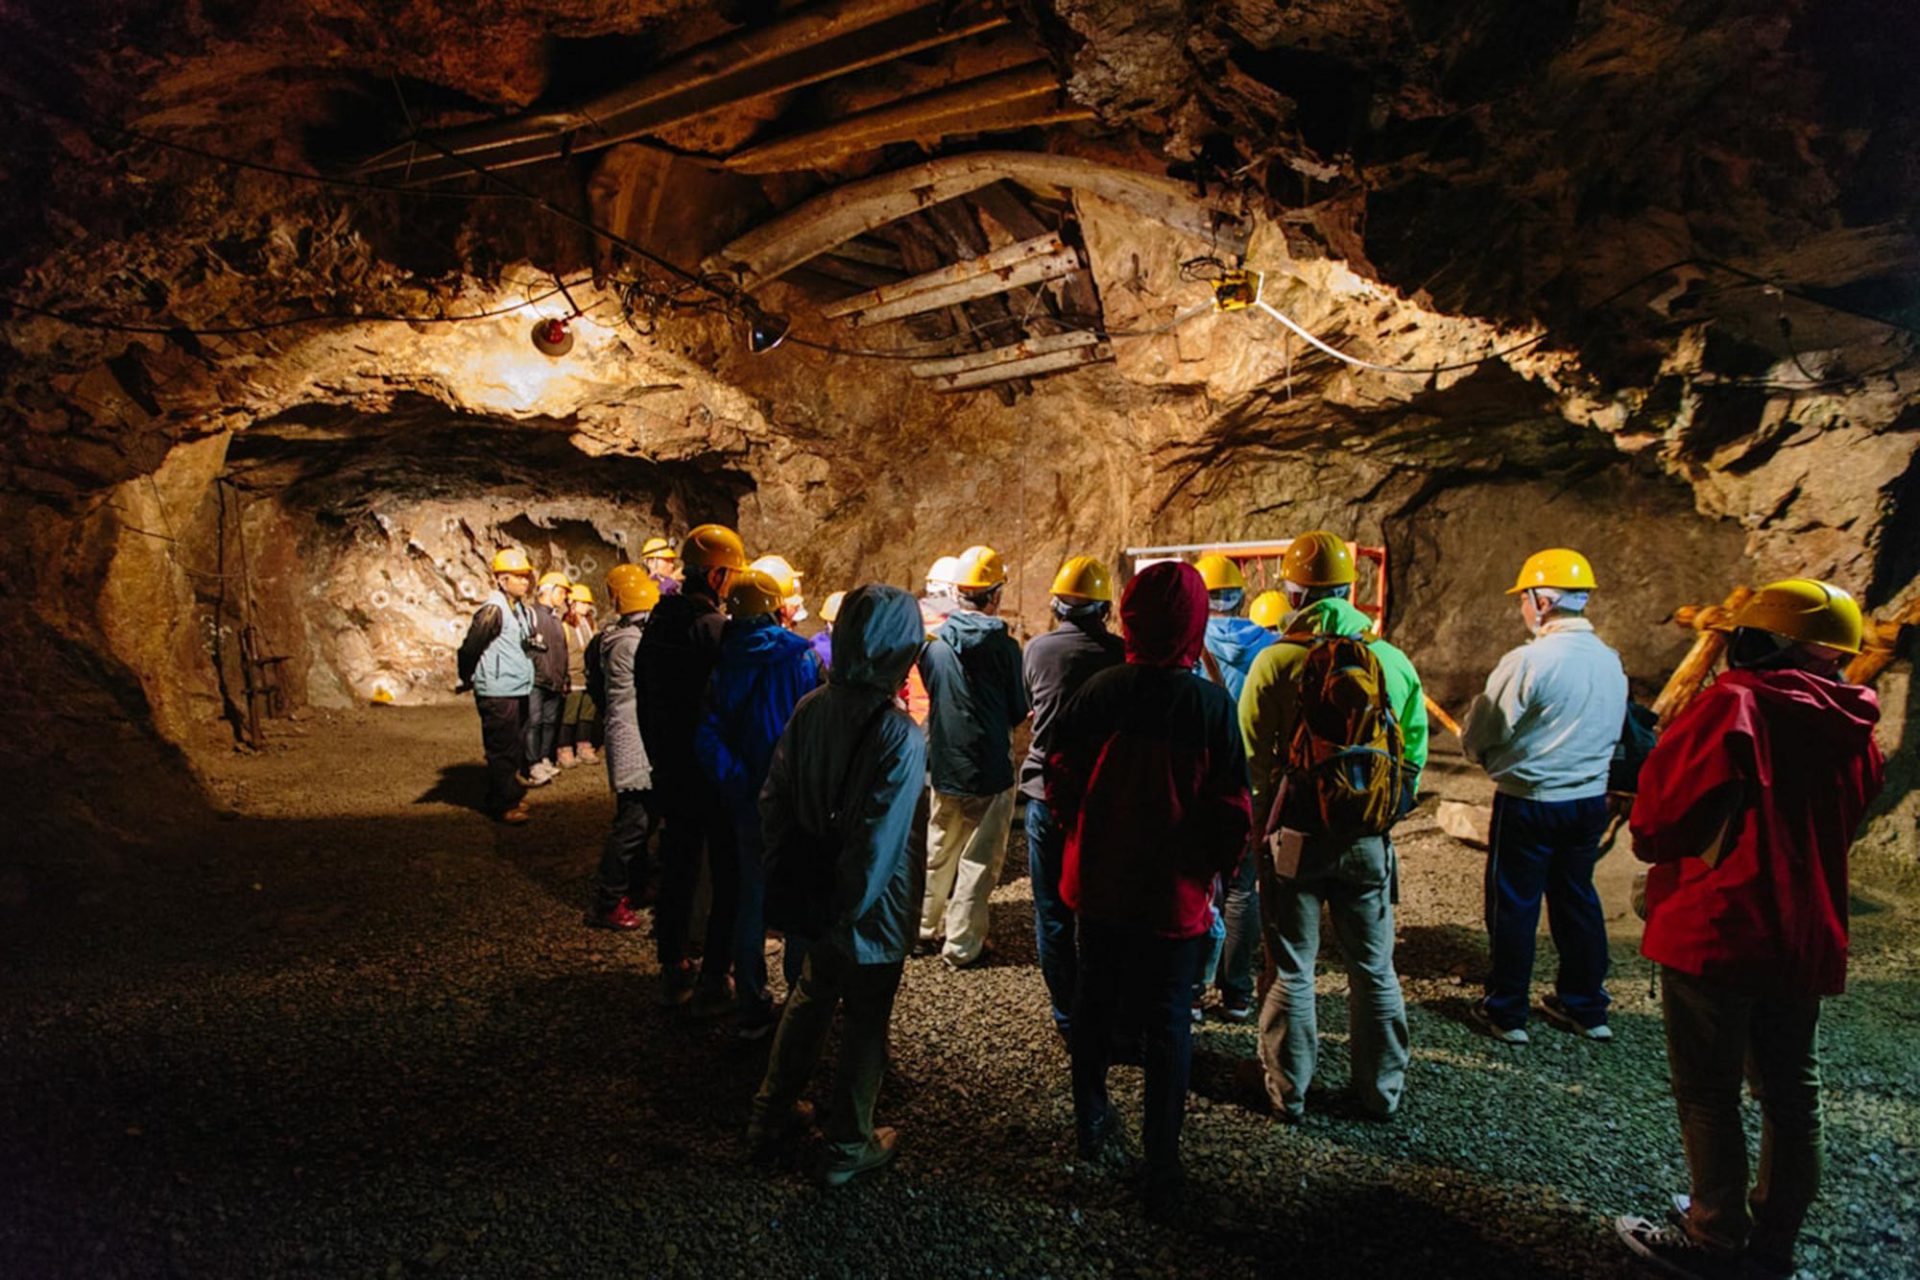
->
xmin=764 ymin=699 xmax=892 ymax=937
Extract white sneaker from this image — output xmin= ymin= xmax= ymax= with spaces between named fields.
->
xmin=528 ymin=761 xmax=557 ymax=785
xmin=1470 ymin=1000 xmax=1529 ymax=1044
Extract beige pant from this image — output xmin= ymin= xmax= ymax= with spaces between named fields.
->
xmin=920 ymin=788 xmax=1016 ymax=965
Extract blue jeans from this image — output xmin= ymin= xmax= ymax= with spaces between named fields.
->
xmin=523 ymin=684 xmax=562 ymax=766
xmin=1026 ymin=797 xmax=1075 ymax=1035
xmin=1072 ymin=920 xmax=1203 ymax=1179
xmin=1215 ymin=848 xmax=1259 ymax=1007
xmin=736 ymin=804 xmax=807 ymax=1002
xmin=1483 ymin=792 xmax=1612 ymax=1029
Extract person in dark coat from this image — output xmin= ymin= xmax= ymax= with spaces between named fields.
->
xmin=1021 ymin=555 xmax=1125 ymax=1040
xmin=696 ymin=568 xmax=824 ymax=1038
xmin=747 ymin=585 xmax=929 ymax=1188
xmin=1047 ymin=561 xmax=1253 ymax=1215
xmin=638 ymin=524 xmax=748 ymax=1014
xmin=522 ymin=571 xmax=571 ymax=785
xmin=1617 ymin=579 xmax=1884 ymax=1280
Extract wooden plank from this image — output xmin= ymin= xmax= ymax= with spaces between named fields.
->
xmin=822 ymin=233 xmax=1064 ymax=317
xmin=828 ymin=237 xmax=904 ymax=269
xmin=721 ymin=64 xmax=1088 ymax=174
xmin=354 ymin=0 xmax=1007 ymax=182
xmin=910 ymin=330 xmax=1100 ymax=377
xmin=969 ymin=181 xmax=1103 ymax=322
xmin=854 ymin=248 xmax=1080 ymax=325
xmin=804 ymin=254 xmax=907 ymax=289
xmin=927 ymin=340 xmax=1113 ymax=390
xmin=702 ymin=151 xmax=1250 ymax=289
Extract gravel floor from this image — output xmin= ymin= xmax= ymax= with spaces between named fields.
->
xmin=3 ymin=704 xmax=1915 ymax=1279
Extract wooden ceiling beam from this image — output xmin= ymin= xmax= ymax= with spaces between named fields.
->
xmin=913 ymin=332 xmax=1114 ymax=390
xmin=822 ymin=233 xmax=1074 ymax=323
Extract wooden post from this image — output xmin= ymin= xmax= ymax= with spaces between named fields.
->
xmin=1845 ymin=598 xmax=1920 ymax=686
xmin=1654 ymin=587 xmax=1753 ymax=726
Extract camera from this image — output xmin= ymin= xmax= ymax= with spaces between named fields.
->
xmin=523 ymin=631 xmax=548 ymax=655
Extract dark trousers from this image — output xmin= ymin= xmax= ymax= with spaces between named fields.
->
xmin=594 ymin=789 xmax=656 ymax=910
xmin=1025 ymin=797 xmax=1076 ymax=1036
xmin=1663 ymin=968 xmax=1823 ymax=1264
xmin=1071 ymin=919 xmax=1204 ymax=1178
xmin=752 ymin=946 xmax=904 ymax=1164
xmin=475 ymin=694 xmax=528 ymax=816
xmin=524 ymin=685 xmax=563 ymax=766
xmin=653 ymin=773 xmax=740 ymax=987
xmin=1483 ymin=792 xmax=1612 ymax=1029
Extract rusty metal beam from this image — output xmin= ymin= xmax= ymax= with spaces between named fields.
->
xmin=353 ymin=0 xmax=1007 ymax=184
xmin=721 ymin=64 xmax=1091 ymax=174
xmin=704 ymin=152 xmax=1251 ymax=290
xmin=822 ymin=233 xmax=1074 ymax=324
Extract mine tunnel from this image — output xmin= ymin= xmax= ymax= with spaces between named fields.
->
xmin=2 ymin=2 xmax=1917 ymax=1276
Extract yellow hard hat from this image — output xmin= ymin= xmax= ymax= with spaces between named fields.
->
xmin=726 ymin=568 xmax=786 ymax=619
xmin=751 ymin=554 xmax=803 ymax=597
xmin=491 ymin=548 xmax=534 ymax=575
xmin=820 ymin=590 xmax=845 ymax=624
xmin=537 ymin=570 xmax=571 ymax=592
xmin=640 ymin=536 xmax=678 ymax=561
xmin=1050 ymin=555 xmax=1113 ymax=603
xmin=1195 ymin=553 xmax=1247 ymax=593
xmin=681 ymin=523 xmax=749 ymax=572
xmin=1249 ymin=590 xmax=1287 ymax=629
xmin=953 ymin=545 xmax=1007 ymax=591
xmin=1508 ymin=548 xmax=1597 ymax=595
xmin=568 ymin=583 xmax=594 ymax=605
xmin=1281 ymin=532 xmax=1357 ymax=587
xmin=605 ymin=563 xmax=660 ymax=615
xmin=1731 ymin=578 xmax=1864 ymax=654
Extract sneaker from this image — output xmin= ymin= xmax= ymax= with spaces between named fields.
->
xmin=498 ymin=803 xmax=532 ymax=825
xmin=658 ymin=961 xmax=696 ymax=1007
xmin=1542 ymin=994 xmax=1614 ymax=1041
xmin=576 ymin=746 xmax=599 ymax=765
xmin=1190 ymin=1003 xmax=1206 ymax=1025
xmin=522 ymin=766 xmax=554 ymax=788
xmin=555 ymin=748 xmax=576 ymax=769
xmin=911 ymin=937 xmax=940 ymax=958
xmin=1217 ymin=999 xmax=1254 ymax=1024
xmin=1075 ymin=1112 xmax=1136 ymax=1172
xmin=1615 ymin=1214 xmax=1743 ymax=1279
xmin=585 ymin=897 xmax=645 ymax=931
xmin=745 ymin=1100 xmax=816 ymax=1165
xmin=821 ymin=1127 xmax=897 ymax=1188
xmin=940 ymin=945 xmax=990 ymax=971
xmin=1470 ymin=1000 xmax=1529 ymax=1044
xmin=736 ymin=998 xmax=780 ymax=1041
xmin=691 ymin=978 xmax=737 ymax=1021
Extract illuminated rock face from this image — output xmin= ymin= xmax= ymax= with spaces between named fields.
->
xmin=0 ymin=0 xmax=1913 ymax=862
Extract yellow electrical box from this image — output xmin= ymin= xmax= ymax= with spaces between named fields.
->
xmin=1212 ymin=269 xmax=1262 ymax=311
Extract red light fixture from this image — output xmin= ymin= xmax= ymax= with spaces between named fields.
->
xmin=531 ymin=316 xmax=575 ymax=357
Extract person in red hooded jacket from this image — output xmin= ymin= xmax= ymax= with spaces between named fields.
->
xmin=1616 ymin=579 xmax=1885 ymax=1280
xmin=1045 ymin=561 xmax=1253 ymax=1216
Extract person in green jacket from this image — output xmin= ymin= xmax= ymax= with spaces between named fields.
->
xmin=1238 ymin=531 xmax=1428 ymax=1123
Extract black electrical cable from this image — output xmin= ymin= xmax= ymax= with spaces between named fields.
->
xmin=0 ymin=276 xmax=593 ymax=337
xmin=0 ymin=86 xmax=526 ymax=201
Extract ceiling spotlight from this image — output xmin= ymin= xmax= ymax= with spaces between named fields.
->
xmin=531 ymin=316 xmax=575 ymax=357
xmin=746 ymin=306 xmax=789 ymax=355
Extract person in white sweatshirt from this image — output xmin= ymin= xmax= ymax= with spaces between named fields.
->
xmin=1461 ymin=549 xmax=1628 ymax=1044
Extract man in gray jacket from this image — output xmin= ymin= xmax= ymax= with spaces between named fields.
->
xmin=1462 ymin=548 xmax=1628 ymax=1043
xmin=586 ymin=565 xmax=661 ymax=931
xmin=748 ymin=585 xmax=928 ymax=1188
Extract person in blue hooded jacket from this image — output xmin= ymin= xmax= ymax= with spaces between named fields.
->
xmin=696 ymin=568 xmax=824 ymax=1038
xmin=748 ymin=584 xmax=928 ymax=1188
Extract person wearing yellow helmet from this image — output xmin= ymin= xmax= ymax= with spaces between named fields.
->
xmin=456 ymin=548 xmax=540 ymax=823
xmin=556 ymin=584 xmax=601 ymax=769
xmin=1249 ymin=590 xmax=1286 ymax=633
xmin=638 ymin=522 xmax=751 ymax=1011
xmin=585 ymin=563 xmax=662 ymax=931
xmin=641 ymin=536 xmax=682 ymax=596
xmin=1618 ymin=578 xmax=1884 ymax=1278
xmin=521 ymin=568 xmax=573 ymax=785
xmin=810 ymin=590 xmax=845 ymax=670
xmin=1461 ymin=547 xmax=1627 ymax=1046
xmin=697 ymin=567 xmax=827 ymax=1037
xmin=1021 ymin=556 xmax=1126 ymax=1037
xmin=918 ymin=543 xmax=1028 ymax=968
xmin=751 ymin=554 xmax=808 ymax=625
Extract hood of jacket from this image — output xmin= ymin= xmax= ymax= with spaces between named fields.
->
xmin=1122 ymin=561 xmax=1208 ymax=668
xmin=721 ymin=615 xmax=816 ymax=666
xmin=1205 ymin=615 xmax=1274 ymax=665
xmin=1725 ymin=666 xmax=1880 ymax=745
xmin=830 ymin=585 xmax=924 ymax=693
xmin=1284 ymin=595 xmax=1374 ymax=639
xmin=936 ymin=605 xmax=1009 ymax=654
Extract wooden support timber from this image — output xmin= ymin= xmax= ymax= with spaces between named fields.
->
xmin=722 ymin=64 xmax=1093 ymax=173
xmin=1846 ymin=596 xmax=1920 ymax=685
xmin=1656 ymin=588 xmax=1755 ymax=726
xmin=823 ymin=233 xmax=1079 ymax=326
xmin=353 ymin=0 xmax=1006 ymax=184
xmin=703 ymin=151 xmax=1251 ymax=290
xmin=909 ymin=331 xmax=1112 ymax=391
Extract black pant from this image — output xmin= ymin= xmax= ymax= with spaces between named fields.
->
xmin=1071 ymin=919 xmax=1204 ymax=1180
xmin=476 ymin=694 xmax=529 ymax=816
xmin=653 ymin=773 xmax=740 ymax=986
xmin=595 ymin=789 xmax=656 ymax=910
